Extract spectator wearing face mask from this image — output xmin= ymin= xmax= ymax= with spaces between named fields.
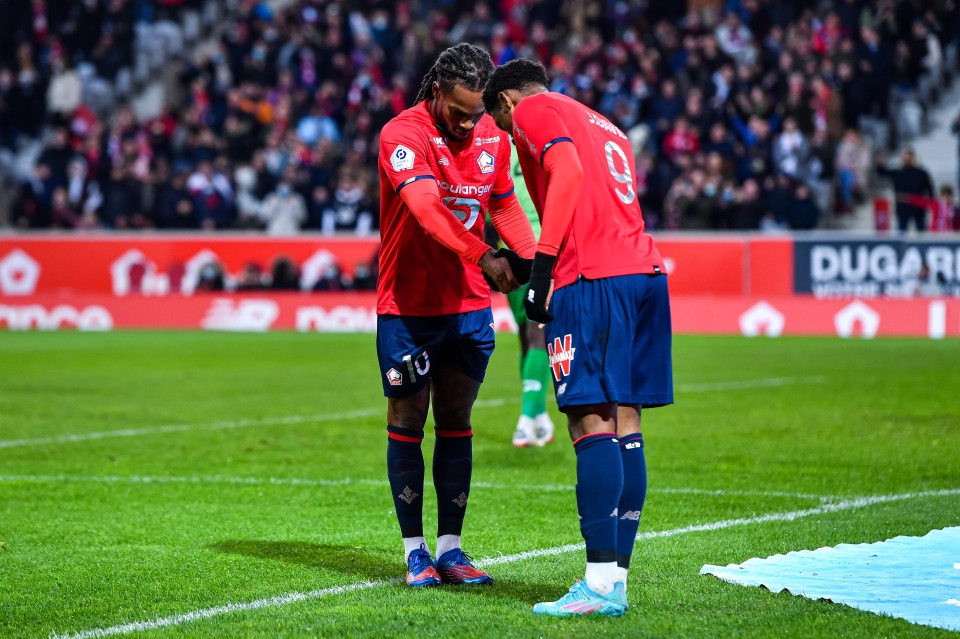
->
xmin=320 ymin=170 xmax=374 ymax=236
xmin=260 ymin=180 xmax=306 ymax=235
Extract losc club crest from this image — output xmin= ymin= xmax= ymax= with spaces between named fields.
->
xmin=386 ymin=368 xmax=402 ymax=386
xmin=477 ymin=150 xmax=495 ymax=174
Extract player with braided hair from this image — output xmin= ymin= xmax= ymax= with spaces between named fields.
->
xmin=413 ymin=42 xmax=494 ymax=104
xmin=377 ymin=44 xmax=537 ymax=588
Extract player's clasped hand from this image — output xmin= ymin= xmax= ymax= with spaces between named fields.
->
xmin=479 ymin=250 xmax=521 ymax=293
xmin=494 ymin=248 xmax=532 ymax=284
xmin=524 ymin=253 xmax=557 ymax=324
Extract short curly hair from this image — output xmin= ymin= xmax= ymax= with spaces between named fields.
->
xmin=482 ymin=58 xmax=550 ymax=113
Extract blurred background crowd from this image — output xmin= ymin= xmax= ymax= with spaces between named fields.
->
xmin=2 ymin=0 xmax=959 ymax=236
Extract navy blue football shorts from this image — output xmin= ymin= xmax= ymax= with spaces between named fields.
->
xmin=376 ymin=308 xmax=496 ymax=398
xmin=544 ymin=273 xmax=673 ymax=410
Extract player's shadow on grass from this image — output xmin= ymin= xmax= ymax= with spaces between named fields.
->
xmin=210 ymin=540 xmax=396 ymax=580
xmin=446 ymin=576 xmax=564 ymax=607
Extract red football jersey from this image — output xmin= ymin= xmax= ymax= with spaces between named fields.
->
xmin=378 ymin=101 xmax=514 ymax=315
xmin=512 ymin=92 xmax=664 ymax=289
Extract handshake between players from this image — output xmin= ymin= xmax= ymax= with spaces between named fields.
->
xmin=481 ymin=248 xmax=554 ymax=323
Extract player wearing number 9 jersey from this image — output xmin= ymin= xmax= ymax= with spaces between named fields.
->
xmin=376 ymin=44 xmax=536 ymax=590
xmin=484 ymin=58 xmax=673 ymax=616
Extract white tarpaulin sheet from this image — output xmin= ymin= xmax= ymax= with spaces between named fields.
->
xmin=701 ymin=527 xmax=960 ymax=632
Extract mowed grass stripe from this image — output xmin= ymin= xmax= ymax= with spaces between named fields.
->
xmin=49 ymin=488 xmax=960 ymax=639
xmin=0 ymin=473 xmax=833 ymax=501
xmin=0 ymin=377 xmax=822 ymax=450
xmin=0 ymin=399 xmax=507 ymax=450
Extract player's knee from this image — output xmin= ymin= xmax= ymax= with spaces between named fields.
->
xmin=387 ymin=394 xmax=430 ymax=430
xmin=616 ymin=404 xmax=642 ymax=437
xmin=389 ymin=410 xmax=428 ymax=431
xmin=564 ymin=403 xmax=617 ymax=441
xmin=431 ymin=401 xmax=472 ymax=429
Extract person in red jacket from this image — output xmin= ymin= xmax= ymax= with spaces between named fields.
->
xmin=376 ymin=43 xmax=536 ymax=589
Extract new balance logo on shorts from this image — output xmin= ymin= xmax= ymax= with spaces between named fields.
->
xmin=547 ymin=334 xmax=576 ymax=382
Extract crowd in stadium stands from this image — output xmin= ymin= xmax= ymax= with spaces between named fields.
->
xmin=2 ymin=0 xmax=959 ymax=237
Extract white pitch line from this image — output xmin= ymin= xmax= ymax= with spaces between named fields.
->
xmin=0 ymin=375 xmax=823 ymax=451
xmin=0 ymin=474 xmax=372 ymax=488
xmin=0 ymin=474 xmax=834 ymax=502
xmin=653 ymin=487 xmax=834 ymax=502
xmin=0 ymin=399 xmax=508 ymax=450
xmin=677 ymin=376 xmax=826 ymax=392
xmin=48 ymin=487 xmax=960 ymax=639
xmin=47 ymin=579 xmax=401 ymax=639
xmin=0 ymin=410 xmax=379 ymax=450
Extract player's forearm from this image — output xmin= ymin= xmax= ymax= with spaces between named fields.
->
xmin=399 ymin=181 xmax=491 ymax=264
xmin=538 ymin=143 xmax=582 ymax=256
xmin=489 ymin=195 xmax=536 ymax=258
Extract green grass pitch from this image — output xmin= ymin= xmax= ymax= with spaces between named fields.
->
xmin=0 ymin=331 xmax=958 ymax=638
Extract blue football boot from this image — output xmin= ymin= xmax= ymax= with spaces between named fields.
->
xmin=434 ymin=548 xmax=493 ymax=585
xmin=405 ymin=545 xmax=441 ymax=587
xmin=532 ymin=580 xmax=627 ymax=616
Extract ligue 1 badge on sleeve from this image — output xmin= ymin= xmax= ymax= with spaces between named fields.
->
xmin=390 ymin=144 xmax=415 ymax=171
xmin=477 ymin=150 xmax=495 ymax=174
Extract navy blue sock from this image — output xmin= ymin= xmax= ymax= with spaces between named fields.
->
xmin=573 ymin=432 xmax=624 ymax=562
xmin=433 ymin=427 xmax=473 ymax=536
xmin=386 ymin=425 xmax=425 ymax=538
xmin=616 ymin=433 xmax=647 ymax=569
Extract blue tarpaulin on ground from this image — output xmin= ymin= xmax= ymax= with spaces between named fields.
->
xmin=701 ymin=527 xmax=960 ymax=632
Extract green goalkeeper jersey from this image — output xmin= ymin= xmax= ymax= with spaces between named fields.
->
xmin=511 ymin=143 xmax=541 ymax=240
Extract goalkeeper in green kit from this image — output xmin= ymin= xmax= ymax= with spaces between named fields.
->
xmin=487 ymin=144 xmax=555 ymax=447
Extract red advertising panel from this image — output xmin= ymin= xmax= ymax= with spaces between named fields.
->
xmin=0 ymin=235 xmax=380 ymax=296
xmin=0 ymin=235 xmax=782 ymax=298
xmin=2 ymin=293 xmax=956 ymax=338
xmin=671 ymin=295 xmax=959 ymax=338
xmin=2 ymin=235 xmax=956 ymax=337
xmin=746 ymin=237 xmax=794 ymax=295
xmin=0 ymin=292 xmax=517 ymax=334
xmin=655 ymin=236 xmax=745 ymax=296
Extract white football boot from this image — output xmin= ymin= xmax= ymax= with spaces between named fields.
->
xmin=512 ymin=415 xmax=536 ymax=447
xmin=532 ymin=412 xmax=555 ymax=446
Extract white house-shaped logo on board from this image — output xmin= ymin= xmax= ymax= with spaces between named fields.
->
xmin=0 ymin=249 xmax=41 ymax=296
xmin=834 ymin=300 xmax=880 ymax=338
xmin=739 ymin=301 xmax=785 ymax=337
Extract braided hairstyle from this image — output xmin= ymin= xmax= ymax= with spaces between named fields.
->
xmin=482 ymin=58 xmax=550 ymax=113
xmin=415 ymin=43 xmax=495 ymax=104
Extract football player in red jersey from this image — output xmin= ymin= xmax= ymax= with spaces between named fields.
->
xmin=377 ymin=44 xmax=537 ymax=588
xmin=484 ymin=58 xmax=674 ymax=616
